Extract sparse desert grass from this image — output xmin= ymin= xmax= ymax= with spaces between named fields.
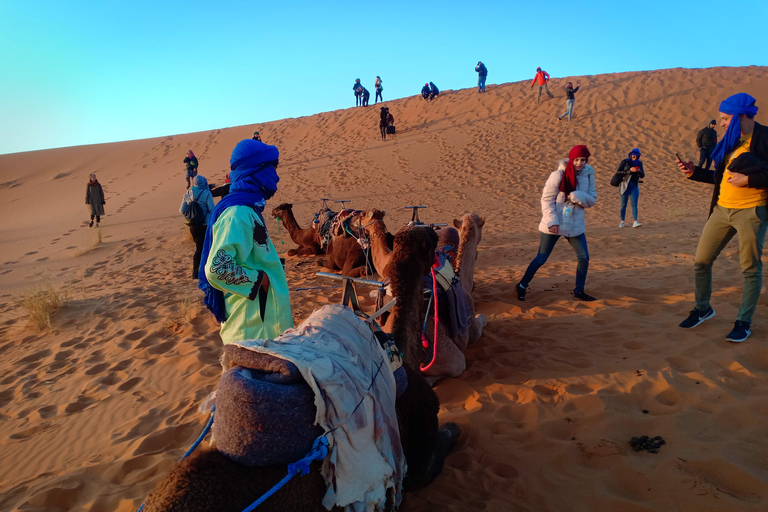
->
xmin=20 ymin=282 xmax=69 ymax=330
xmin=75 ymin=227 xmax=103 ymax=256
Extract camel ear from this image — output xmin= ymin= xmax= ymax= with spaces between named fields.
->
xmin=480 ymin=215 xmax=486 ymax=226
xmin=453 ymin=219 xmax=461 ymax=229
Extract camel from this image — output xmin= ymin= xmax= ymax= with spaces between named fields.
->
xmin=317 ymin=211 xmax=372 ymax=277
xmin=357 ymin=209 xmax=395 ymax=278
xmin=418 ymin=213 xmax=487 ymax=383
xmin=142 ymin=226 xmax=459 ymax=512
xmin=270 ymin=203 xmax=327 ymax=256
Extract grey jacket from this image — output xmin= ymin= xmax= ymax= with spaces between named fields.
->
xmin=538 ymin=160 xmax=597 ymax=238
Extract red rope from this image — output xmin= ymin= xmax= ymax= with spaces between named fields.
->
xmin=421 ymin=255 xmax=440 ymax=371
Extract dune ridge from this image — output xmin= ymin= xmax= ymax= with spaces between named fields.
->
xmin=2 ymin=66 xmax=768 ymax=511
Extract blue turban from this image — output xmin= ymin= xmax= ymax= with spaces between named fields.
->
xmin=710 ymin=93 xmax=758 ymax=167
xmin=198 ymin=140 xmax=281 ymax=322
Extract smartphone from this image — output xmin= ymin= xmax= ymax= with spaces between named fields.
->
xmin=675 ymin=153 xmax=683 ymax=163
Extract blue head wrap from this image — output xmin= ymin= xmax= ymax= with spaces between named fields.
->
xmin=710 ymin=93 xmax=758 ymax=167
xmin=627 ymin=148 xmax=642 ymax=169
xmin=198 ymin=140 xmax=280 ymax=322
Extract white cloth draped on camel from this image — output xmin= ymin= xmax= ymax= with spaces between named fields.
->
xmin=223 ymin=304 xmax=406 ymax=512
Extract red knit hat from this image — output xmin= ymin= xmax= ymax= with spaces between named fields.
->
xmin=560 ymin=145 xmax=591 ymax=195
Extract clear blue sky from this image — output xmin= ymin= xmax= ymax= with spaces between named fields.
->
xmin=1 ymin=0 xmax=765 ymax=155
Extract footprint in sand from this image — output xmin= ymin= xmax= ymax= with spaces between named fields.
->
xmin=9 ymin=422 xmax=58 ymax=440
xmin=118 ymin=377 xmax=143 ymax=392
xmin=38 ymin=405 xmax=58 ymax=419
xmin=64 ymin=394 xmax=97 ymax=415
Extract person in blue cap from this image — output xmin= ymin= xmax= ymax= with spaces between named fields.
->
xmin=615 ymin=148 xmax=645 ymax=228
xmin=677 ymin=93 xmax=768 ymax=343
xmin=198 ymin=139 xmax=293 ymax=344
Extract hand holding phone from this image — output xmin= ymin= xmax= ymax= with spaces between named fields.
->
xmin=676 ymin=153 xmax=694 ymax=176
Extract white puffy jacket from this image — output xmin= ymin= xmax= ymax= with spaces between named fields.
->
xmin=537 ymin=160 xmax=597 ymax=238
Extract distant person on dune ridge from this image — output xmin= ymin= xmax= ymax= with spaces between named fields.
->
xmin=615 ymin=148 xmax=645 ymax=228
xmin=353 ymin=79 xmax=363 ymax=107
xmin=252 ymin=131 xmax=262 ymax=141
xmin=475 ymin=61 xmax=488 ymax=93
xmin=199 ymin=139 xmax=293 ymax=344
xmin=558 ymin=81 xmax=580 ymax=121
xmin=421 ymin=83 xmax=431 ymax=100
xmin=379 ymin=106 xmax=390 ymax=141
xmin=183 ymin=150 xmax=199 ymax=189
xmin=375 ymin=76 xmax=383 ymax=104
xmin=531 ymin=67 xmax=554 ymax=104
xmin=85 ymin=173 xmax=105 ymax=228
xmin=361 ymin=86 xmax=370 ymax=107
xmin=696 ymin=119 xmax=718 ymax=170
xmin=516 ymin=145 xmax=598 ymax=302
xmin=429 ymin=82 xmax=440 ymax=100
xmin=677 ymin=93 xmax=768 ymax=343
xmin=180 ymin=175 xmax=215 ymax=279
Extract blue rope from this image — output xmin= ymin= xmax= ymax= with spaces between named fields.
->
xmin=135 ymin=406 xmax=215 ymax=512
xmin=241 ymin=435 xmax=330 ymax=512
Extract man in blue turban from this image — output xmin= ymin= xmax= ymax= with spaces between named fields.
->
xmin=677 ymin=93 xmax=768 ymax=342
xmin=198 ymin=139 xmax=293 ymax=344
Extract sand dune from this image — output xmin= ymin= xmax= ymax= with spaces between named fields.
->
xmin=2 ymin=66 xmax=768 ymax=511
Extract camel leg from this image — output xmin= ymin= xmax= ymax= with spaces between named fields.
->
xmin=296 ymin=246 xmax=320 ymax=257
xmin=465 ymin=291 xmax=485 ymax=344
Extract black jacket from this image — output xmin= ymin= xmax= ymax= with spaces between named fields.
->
xmin=429 ymin=82 xmax=439 ymax=95
xmin=688 ymin=122 xmax=768 ymax=216
xmin=475 ymin=63 xmax=487 ymax=77
xmin=565 ymin=85 xmax=580 ymax=100
xmin=696 ymin=126 xmax=717 ymax=149
xmin=616 ymin=158 xmax=645 ymax=184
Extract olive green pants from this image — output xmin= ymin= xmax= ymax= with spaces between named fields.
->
xmin=694 ymin=204 xmax=768 ymax=322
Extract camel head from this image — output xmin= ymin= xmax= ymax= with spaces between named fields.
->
xmin=271 ymin=203 xmax=293 ymax=219
xmin=359 ymin=209 xmax=387 ymax=235
xmin=453 ymin=213 xmax=485 ymax=246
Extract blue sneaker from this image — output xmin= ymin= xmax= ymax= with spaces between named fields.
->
xmin=679 ymin=307 xmax=715 ymax=328
xmin=726 ymin=321 xmax=751 ymax=343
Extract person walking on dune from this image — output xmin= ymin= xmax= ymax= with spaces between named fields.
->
xmin=199 ymin=139 xmax=293 ymax=344
xmin=375 ymin=76 xmax=383 ymax=104
xmin=475 ymin=61 xmax=488 ymax=93
xmin=616 ymin=148 xmax=645 ymax=228
xmin=379 ymin=106 xmax=390 ymax=141
xmin=85 ymin=173 xmax=105 ymax=228
xmin=180 ymin=175 xmax=215 ymax=279
xmin=677 ymin=93 xmax=768 ymax=343
xmin=531 ymin=67 xmax=554 ymax=103
xmin=183 ymin=150 xmax=199 ymax=189
xmin=558 ymin=81 xmax=580 ymax=121
xmin=516 ymin=145 xmax=598 ymax=302
xmin=252 ymin=131 xmax=262 ymax=142
xmin=696 ymin=119 xmax=718 ymax=171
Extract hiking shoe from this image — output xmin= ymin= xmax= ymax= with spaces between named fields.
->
xmin=89 ymin=220 xmax=94 ymax=228
xmin=679 ymin=307 xmax=715 ymax=328
xmin=619 ymin=221 xmax=625 ymax=228
xmin=726 ymin=321 xmax=751 ymax=343
xmin=574 ymin=290 xmax=597 ymax=301
xmin=633 ymin=221 xmax=642 ymax=228
xmin=516 ymin=282 xmax=527 ymax=301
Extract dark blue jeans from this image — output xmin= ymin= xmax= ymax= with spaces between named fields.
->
xmin=698 ymin=147 xmax=713 ymax=170
xmin=620 ymin=181 xmax=640 ymax=221
xmin=521 ymin=232 xmax=590 ymax=293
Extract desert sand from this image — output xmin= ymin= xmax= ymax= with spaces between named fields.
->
xmin=2 ymin=66 xmax=768 ymax=511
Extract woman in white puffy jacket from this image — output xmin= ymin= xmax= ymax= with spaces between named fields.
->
xmin=516 ymin=145 xmax=598 ymax=301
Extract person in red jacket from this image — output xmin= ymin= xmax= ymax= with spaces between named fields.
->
xmin=531 ymin=67 xmax=554 ymax=104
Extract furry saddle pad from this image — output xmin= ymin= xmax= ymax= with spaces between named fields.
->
xmin=213 ymin=346 xmax=324 ymax=467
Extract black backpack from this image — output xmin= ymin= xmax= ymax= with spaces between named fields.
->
xmin=184 ymin=196 xmax=205 ymax=225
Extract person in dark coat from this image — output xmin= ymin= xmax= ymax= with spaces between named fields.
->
xmin=252 ymin=131 xmax=262 ymax=141
xmin=183 ymin=150 xmax=199 ymax=189
xmin=558 ymin=82 xmax=581 ymax=121
xmin=361 ymin=87 xmax=370 ymax=107
xmin=616 ymin=148 xmax=645 ymax=228
xmin=475 ymin=61 xmax=488 ymax=93
xmin=421 ymin=83 xmax=431 ymax=100
xmin=677 ymin=93 xmax=768 ymax=343
xmin=696 ymin=120 xmax=718 ymax=170
xmin=85 ymin=173 xmax=105 ymax=227
xmin=379 ymin=107 xmax=389 ymax=141
xmin=353 ymin=79 xmax=363 ymax=107
xmin=429 ymin=82 xmax=440 ymax=100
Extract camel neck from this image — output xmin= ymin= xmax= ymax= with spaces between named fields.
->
xmin=278 ymin=209 xmax=302 ymax=232
xmin=388 ymin=274 xmax=425 ymax=368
